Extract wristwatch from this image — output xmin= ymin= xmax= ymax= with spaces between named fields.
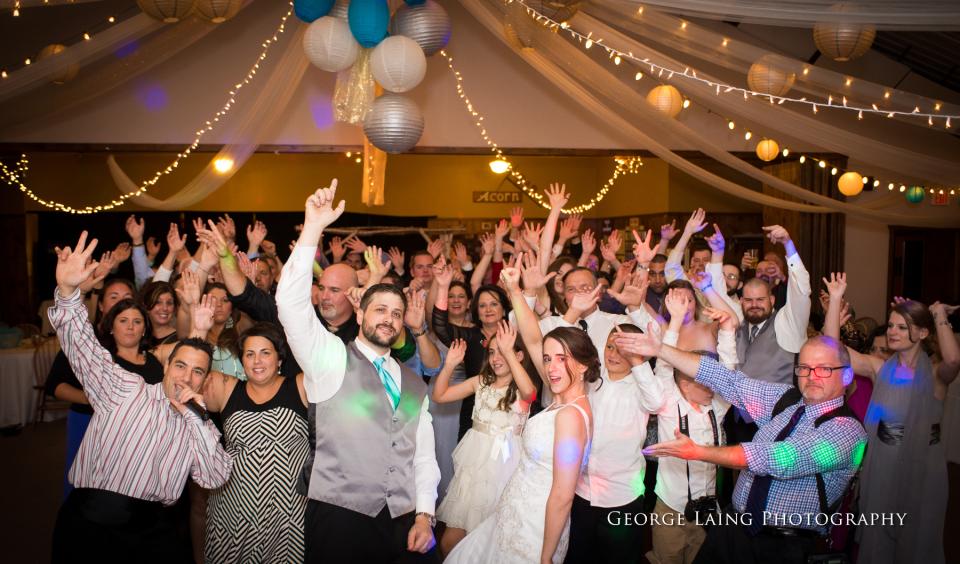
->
xmin=415 ymin=512 xmax=436 ymax=527
xmin=410 ymin=324 xmax=429 ymax=338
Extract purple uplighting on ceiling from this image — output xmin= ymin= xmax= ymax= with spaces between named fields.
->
xmin=115 ymin=40 xmax=140 ymax=59
xmin=310 ymin=98 xmax=334 ymax=130
xmin=137 ymin=84 xmax=168 ymax=111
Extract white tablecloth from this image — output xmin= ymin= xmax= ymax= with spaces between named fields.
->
xmin=0 ymin=345 xmax=40 ymax=428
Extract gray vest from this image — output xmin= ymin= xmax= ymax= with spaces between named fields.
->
xmin=304 ymin=342 xmax=428 ymax=517
xmin=736 ymin=314 xmax=796 ymax=385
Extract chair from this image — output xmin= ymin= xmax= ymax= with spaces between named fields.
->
xmin=33 ymin=337 xmax=69 ymax=424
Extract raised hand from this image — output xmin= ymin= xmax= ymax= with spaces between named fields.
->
xmin=494 ymin=219 xmax=510 ymax=240
xmin=600 ymin=230 xmax=622 ymax=262
xmin=237 ymin=252 xmax=257 ymax=282
xmin=930 ymin=302 xmax=960 ymax=322
xmin=613 ymin=325 xmax=646 ymax=366
xmin=408 ymin=278 xmax=424 ymax=295
xmin=664 ymin=288 xmax=691 ymax=321
xmin=198 ymin=219 xmax=230 ymax=257
xmin=192 ymin=217 xmax=206 ymax=235
xmin=178 ymin=270 xmax=203 ymax=307
xmin=246 ymin=220 xmax=267 ymax=252
xmin=559 ymin=215 xmax=582 ymax=241
xmin=740 ymin=249 xmax=758 ymax=271
xmin=706 ymin=224 xmax=725 ymax=254
xmin=495 ymin=320 xmax=518 ymax=353
xmin=684 ymin=208 xmax=708 ymax=235
xmin=822 ymin=272 xmax=847 ymax=300
xmin=216 ymin=214 xmax=236 ymax=243
xmin=444 ymin=339 xmax=468 ymax=369
xmin=702 ymin=306 xmax=736 ymax=331
xmin=614 ymin=322 xmax=663 ymax=358
xmin=427 ymin=238 xmax=444 ymax=260
xmin=499 ymin=266 xmax=522 ymax=292
xmin=79 ymin=250 xmax=116 ymax=294
xmin=329 ymin=236 xmax=347 ymax=263
xmin=365 ymin=245 xmax=391 ymax=281
xmin=519 ymin=252 xmax=556 ymax=293
xmin=112 ymin=242 xmax=132 ymax=264
xmin=762 ymin=224 xmax=792 ymax=247
xmin=631 ymin=229 xmax=656 ymax=265
xmin=191 ymin=293 xmax=215 ymax=335
xmin=345 ymin=236 xmax=367 ymax=254
xmin=607 ymin=272 xmax=647 ymax=307
xmin=435 ymin=263 xmax=454 ymax=288
xmin=510 ymin=206 xmax=524 ymax=229
xmin=387 ymin=246 xmax=405 ymax=272
xmin=660 ymin=219 xmax=679 ymax=242
xmin=146 ymin=237 xmax=161 ymax=262
xmin=522 ymin=222 xmax=544 ymax=248
xmin=480 ymin=233 xmax=495 ymax=257
xmin=568 ymin=285 xmax=602 ymax=317
xmin=56 ymin=231 xmax=101 ymax=295
xmin=303 ymin=179 xmax=346 ymax=235
xmin=346 ymin=286 xmax=364 ymax=313
xmin=453 ymin=241 xmax=469 ymax=266
xmin=580 ymin=229 xmax=597 ymax=257
xmin=404 ymin=288 xmax=427 ymax=330
xmin=545 ymin=182 xmax=569 ymax=210
xmin=167 ymin=223 xmax=187 ymax=255
xmin=691 ymin=270 xmax=713 ymax=292
xmin=125 ymin=214 xmax=145 ymax=245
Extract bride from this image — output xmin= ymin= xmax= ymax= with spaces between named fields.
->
xmin=445 ymin=324 xmax=597 ymax=564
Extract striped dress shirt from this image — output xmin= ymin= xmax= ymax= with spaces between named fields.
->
xmin=49 ymin=288 xmax=233 ymax=505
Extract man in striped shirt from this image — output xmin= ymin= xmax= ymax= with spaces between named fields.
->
xmin=48 ymin=231 xmax=233 ymax=563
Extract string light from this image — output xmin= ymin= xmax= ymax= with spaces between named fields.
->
xmin=510 ymin=0 xmax=960 ymax=126
xmin=441 ymin=49 xmax=641 ymax=213
xmin=1 ymin=2 xmax=295 ymax=214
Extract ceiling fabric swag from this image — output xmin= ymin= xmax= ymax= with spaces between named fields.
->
xmin=459 ymin=0 xmax=959 ymax=227
xmin=569 ymin=10 xmax=960 ymax=187
xmin=598 ymin=1 xmax=960 ymax=30
xmin=591 ymin=1 xmax=960 ymax=125
xmin=107 ymin=26 xmax=309 ymax=210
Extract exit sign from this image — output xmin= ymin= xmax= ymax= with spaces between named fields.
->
xmin=473 ymin=191 xmax=522 ymax=204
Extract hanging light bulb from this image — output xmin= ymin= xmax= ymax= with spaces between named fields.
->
xmin=489 ymin=159 xmax=510 ymax=174
xmin=213 ymin=157 xmax=234 ymax=174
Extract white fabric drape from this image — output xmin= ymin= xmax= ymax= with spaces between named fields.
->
xmin=108 ymin=26 xmax=309 ymax=210
xmin=601 ymin=1 xmax=960 ymax=30
xmin=459 ymin=0 xmax=959 ymax=227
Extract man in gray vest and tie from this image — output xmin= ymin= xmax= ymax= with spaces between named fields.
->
xmin=727 ymin=224 xmax=811 ymax=445
xmin=277 ymin=180 xmax=440 ymax=563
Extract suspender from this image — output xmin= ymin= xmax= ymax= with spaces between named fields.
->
xmin=679 ymin=404 xmax=720 ymax=503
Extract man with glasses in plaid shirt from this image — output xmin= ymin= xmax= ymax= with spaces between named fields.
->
xmin=620 ymin=331 xmax=867 ymax=564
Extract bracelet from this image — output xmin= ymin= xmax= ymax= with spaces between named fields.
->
xmin=415 ymin=512 xmax=436 ymax=527
xmin=411 ymin=325 xmax=428 ymax=338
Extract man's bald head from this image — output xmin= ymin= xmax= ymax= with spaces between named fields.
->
xmin=317 ymin=263 xmax=359 ymax=325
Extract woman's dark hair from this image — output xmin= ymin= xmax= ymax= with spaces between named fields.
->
xmin=469 ymin=285 xmax=511 ymax=327
xmin=139 ymin=280 xmax=179 ymax=312
xmin=93 ymin=277 xmax=137 ymax=326
xmin=477 ymin=333 xmax=538 ymax=412
xmin=239 ymin=322 xmax=288 ymax=369
xmin=97 ymin=298 xmax=152 ymax=354
xmin=546 ymin=257 xmax=577 ymax=315
xmin=890 ymin=300 xmax=936 ymax=355
xmin=543 ymin=326 xmax=601 ymax=385
xmin=661 ymin=279 xmax=699 ymax=321
xmin=448 ymin=280 xmax=473 ymax=302
xmin=203 ymin=282 xmax=240 ymax=357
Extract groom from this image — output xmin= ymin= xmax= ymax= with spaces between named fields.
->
xmin=277 ymin=180 xmax=440 ymax=563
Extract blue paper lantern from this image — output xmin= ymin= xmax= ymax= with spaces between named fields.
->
xmin=405 ymin=0 xmax=427 ymax=5
xmin=349 ymin=0 xmax=390 ymax=47
xmin=905 ymin=185 xmax=925 ymax=203
xmin=295 ymin=0 xmax=335 ymax=23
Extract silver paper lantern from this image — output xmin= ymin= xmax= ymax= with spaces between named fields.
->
xmin=363 ymin=93 xmax=424 ymax=154
xmin=813 ymin=21 xmax=876 ymax=61
xmin=389 ymin=0 xmax=451 ymax=57
xmin=137 ymin=0 xmax=196 ymax=23
xmin=747 ymin=55 xmax=796 ymax=96
xmin=194 ymin=0 xmax=242 ymax=23
xmin=329 ymin=0 xmax=349 ymax=19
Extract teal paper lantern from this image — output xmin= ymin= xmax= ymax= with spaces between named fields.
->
xmin=349 ymin=0 xmax=390 ymax=48
xmin=905 ymin=185 xmax=925 ymax=203
xmin=405 ymin=0 xmax=427 ymax=4
xmin=295 ymin=0 xmax=335 ymax=22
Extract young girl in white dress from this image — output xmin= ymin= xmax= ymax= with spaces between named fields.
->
xmin=432 ymin=320 xmax=537 ymax=556
xmin=445 ymin=324 xmax=597 ymax=564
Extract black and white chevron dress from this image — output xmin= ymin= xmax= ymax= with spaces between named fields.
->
xmin=205 ymin=376 xmax=309 ymax=563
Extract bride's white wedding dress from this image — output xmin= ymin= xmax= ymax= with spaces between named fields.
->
xmin=445 ymin=400 xmax=591 ymax=564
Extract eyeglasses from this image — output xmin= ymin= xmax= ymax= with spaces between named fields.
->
xmin=724 ymin=274 xmax=739 ymax=280
xmin=794 ymin=365 xmax=848 ymax=379
xmin=564 ymin=284 xmax=596 ymax=294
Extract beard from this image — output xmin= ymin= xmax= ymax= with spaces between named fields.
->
xmin=743 ymin=307 xmax=771 ymax=325
xmin=362 ymin=320 xmax=400 ymax=348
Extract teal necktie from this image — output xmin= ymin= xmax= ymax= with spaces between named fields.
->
xmin=374 ymin=356 xmax=400 ymax=410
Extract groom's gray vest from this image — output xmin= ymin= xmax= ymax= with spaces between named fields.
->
xmin=303 ymin=341 xmax=428 ymax=517
xmin=736 ymin=314 xmax=796 ymax=385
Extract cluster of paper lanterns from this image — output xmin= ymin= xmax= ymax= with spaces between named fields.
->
xmin=137 ymin=0 xmax=242 ymax=24
xmin=298 ymin=0 xmax=450 ymax=153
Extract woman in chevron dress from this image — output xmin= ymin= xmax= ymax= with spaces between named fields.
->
xmin=201 ymin=322 xmax=309 ymax=563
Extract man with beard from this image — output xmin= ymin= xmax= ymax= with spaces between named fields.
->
xmin=315 ymin=263 xmax=361 ymax=342
xmin=277 ymin=180 xmax=441 ymax=563
xmin=728 ymin=224 xmax=811 ymax=444
xmin=645 ymin=254 xmax=669 ymax=314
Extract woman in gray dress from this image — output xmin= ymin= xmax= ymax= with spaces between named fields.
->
xmin=824 ymin=274 xmax=959 ymax=564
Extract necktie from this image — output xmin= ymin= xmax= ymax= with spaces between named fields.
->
xmin=578 ymin=319 xmax=588 ymax=332
xmin=373 ymin=357 xmax=400 ymax=410
xmin=749 ymin=324 xmax=760 ymax=343
xmin=743 ymin=405 xmax=805 ymax=535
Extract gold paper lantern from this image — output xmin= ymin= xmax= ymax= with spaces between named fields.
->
xmin=813 ymin=21 xmax=876 ymax=62
xmin=747 ymin=55 xmax=796 ymax=96
xmin=755 ymin=138 xmax=780 ymax=162
xmin=37 ymin=44 xmax=79 ymax=84
xmin=194 ymin=0 xmax=241 ymax=23
xmin=838 ymin=171 xmax=864 ymax=196
xmin=138 ymin=0 xmax=196 ymax=23
xmin=646 ymin=85 xmax=684 ymax=118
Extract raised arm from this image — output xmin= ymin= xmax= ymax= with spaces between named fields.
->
xmin=471 ymin=233 xmax=495 ymax=295
xmin=541 ymin=406 xmax=588 ymax=563
xmin=505 ymin=263 xmax=547 ymax=381
xmin=930 ymin=302 xmax=960 ymax=387
xmin=705 ymin=224 xmax=744 ymax=322
xmin=691 ymin=271 xmax=740 ymax=329
xmin=496 ymin=320 xmax=537 ymax=403
xmin=666 ymin=209 xmax=706 ymax=282
xmin=656 ymin=219 xmax=678 ymax=257
xmin=822 ymin=272 xmax=882 ymax=381
xmin=540 ymin=183 xmax=569 ymax=271
xmin=765 ymin=225 xmax=812 ymax=354
xmin=155 ymin=223 xmax=187 ymax=282
xmin=276 ymin=179 xmax=349 ymax=403
xmin=431 ymin=339 xmax=478 ymax=403
xmin=404 ymin=288 xmax=440 ymax=370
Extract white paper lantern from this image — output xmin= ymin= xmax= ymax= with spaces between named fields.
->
xmin=389 ymin=0 xmax=451 ymax=56
xmin=363 ymin=93 xmax=424 ymax=153
xmin=756 ymin=138 xmax=780 ymax=162
xmin=303 ymin=16 xmax=361 ymax=72
xmin=329 ymin=0 xmax=349 ymax=19
xmin=370 ymin=36 xmax=426 ymax=93
xmin=646 ymin=85 xmax=684 ymax=118
xmin=747 ymin=56 xmax=796 ymax=97
xmin=37 ymin=44 xmax=79 ymax=84
xmin=813 ymin=21 xmax=876 ymax=62
xmin=137 ymin=0 xmax=196 ymax=23
xmin=194 ymin=0 xmax=242 ymax=23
